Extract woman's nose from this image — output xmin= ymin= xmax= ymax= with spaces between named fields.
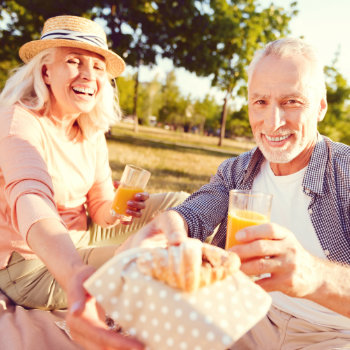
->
xmin=80 ymin=64 xmax=95 ymax=80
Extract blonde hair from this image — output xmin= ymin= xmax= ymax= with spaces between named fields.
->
xmin=0 ymin=47 xmax=122 ymax=138
xmin=247 ymin=38 xmax=326 ymax=98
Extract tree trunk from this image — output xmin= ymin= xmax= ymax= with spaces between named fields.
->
xmin=218 ymin=90 xmax=231 ymax=146
xmin=133 ymin=67 xmax=140 ymax=133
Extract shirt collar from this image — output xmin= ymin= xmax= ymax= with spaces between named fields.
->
xmin=243 ymin=135 xmax=329 ymax=195
xmin=303 ymin=135 xmax=329 ymax=195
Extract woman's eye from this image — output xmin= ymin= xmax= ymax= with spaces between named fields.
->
xmin=68 ymin=59 xmax=79 ymax=65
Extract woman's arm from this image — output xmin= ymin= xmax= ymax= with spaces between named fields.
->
xmin=26 ymin=217 xmax=144 ymax=350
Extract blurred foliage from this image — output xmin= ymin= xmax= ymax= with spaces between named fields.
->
xmin=318 ymin=63 xmax=350 ymax=145
xmin=1 ymin=0 xmax=350 ymax=145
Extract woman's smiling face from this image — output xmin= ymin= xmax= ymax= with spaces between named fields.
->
xmin=43 ymin=47 xmax=108 ymax=118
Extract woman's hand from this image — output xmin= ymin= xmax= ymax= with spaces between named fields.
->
xmin=113 ymin=180 xmax=149 ymax=225
xmin=66 ymin=265 xmax=144 ymax=350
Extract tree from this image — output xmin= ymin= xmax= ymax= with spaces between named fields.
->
xmin=158 ymin=71 xmax=189 ymax=129
xmin=116 ymin=74 xmax=135 ymax=116
xmin=1 ymin=0 xmax=296 ymax=141
xmin=163 ymin=0 xmax=297 ymax=145
xmin=193 ymin=95 xmax=221 ymax=135
xmin=319 ymin=57 xmax=350 ymax=144
xmin=0 ymin=0 xmax=210 ymax=130
xmin=137 ymin=76 xmax=163 ymax=125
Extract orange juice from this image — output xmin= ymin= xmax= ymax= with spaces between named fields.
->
xmin=111 ymin=186 xmax=143 ymax=216
xmin=225 ymin=209 xmax=268 ymax=249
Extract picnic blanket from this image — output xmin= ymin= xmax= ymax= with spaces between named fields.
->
xmin=0 ymin=291 xmax=80 ymax=350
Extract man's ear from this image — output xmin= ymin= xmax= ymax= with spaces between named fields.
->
xmin=42 ymin=65 xmax=50 ymax=85
xmin=317 ymin=95 xmax=327 ymax=122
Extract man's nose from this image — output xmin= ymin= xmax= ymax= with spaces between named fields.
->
xmin=265 ymin=105 xmax=286 ymax=131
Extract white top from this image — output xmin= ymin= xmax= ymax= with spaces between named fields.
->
xmin=252 ymin=160 xmax=350 ymax=331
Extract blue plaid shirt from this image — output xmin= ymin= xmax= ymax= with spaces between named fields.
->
xmin=174 ymin=135 xmax=350 ymax=265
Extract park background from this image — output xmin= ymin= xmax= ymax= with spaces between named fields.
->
xmin=1 ymin=0 xmax=350 ymax=193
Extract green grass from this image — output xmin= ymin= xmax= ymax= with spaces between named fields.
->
xmin=107 ymin=123 xmax=255 ymax=194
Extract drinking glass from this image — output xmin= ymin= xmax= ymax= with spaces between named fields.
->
xmin=225 ymin=190 xmax=273 ymax=250
xmin=111 ymin=164 xmax=151 ymax=221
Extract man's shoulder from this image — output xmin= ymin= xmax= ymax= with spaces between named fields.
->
xmin=217 ymin=148 xmax=259 ymax=181
xmin=323 ymin=136 xmax=350 ymax=161
xmin=220 ymin=148 xmax=257 ymax=167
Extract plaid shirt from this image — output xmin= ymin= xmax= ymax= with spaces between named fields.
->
xmin=174 ymin=135 xmax=350 ymax=265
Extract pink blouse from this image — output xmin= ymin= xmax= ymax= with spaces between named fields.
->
xmin=0 ymin=105 xmax=115 ymax=268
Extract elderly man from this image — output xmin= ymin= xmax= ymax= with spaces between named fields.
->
xmin=143 ymin=38 xmax=350 ymax=349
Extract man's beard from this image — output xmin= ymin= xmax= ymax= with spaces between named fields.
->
xmin=254 ymin=131 xmax=305 ymax=164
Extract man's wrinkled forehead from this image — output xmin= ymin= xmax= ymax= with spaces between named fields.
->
xmin=248 ymin=54 xmax=324 ymax=97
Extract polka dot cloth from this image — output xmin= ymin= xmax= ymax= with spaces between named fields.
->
xmin=84 ymin=247 xmax=271 ymax=350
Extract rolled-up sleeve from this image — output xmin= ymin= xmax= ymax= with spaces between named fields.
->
xmin=172 ymin=159 xmax=233 ymax=242
xmin=0 ymin=134 xmax=63 ymax=241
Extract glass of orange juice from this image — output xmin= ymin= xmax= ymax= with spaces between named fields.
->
xmin=225 ymin=190 xmax=273 ymax=250
xmin=111 ymin=164 xmax=151 ymax=221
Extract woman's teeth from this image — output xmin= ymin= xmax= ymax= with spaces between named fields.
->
xmin=73 ymin=87 xmax=94 ymax=96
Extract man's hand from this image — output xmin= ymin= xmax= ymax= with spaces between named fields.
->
xmin=114 ymin=210 xmax=188 ymax=255
xmin=229 ymin=223 xmax=323 ymax=298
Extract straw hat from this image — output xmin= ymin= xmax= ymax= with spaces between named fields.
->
xmin=19 ymin=15 xmax=125 ymax=77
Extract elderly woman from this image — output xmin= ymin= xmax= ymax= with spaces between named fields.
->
xmin=0 ymin=15 xmax=187 ymax=349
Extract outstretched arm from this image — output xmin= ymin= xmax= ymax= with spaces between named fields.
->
xmin=26 ymin=217 xmax=145 ymax=350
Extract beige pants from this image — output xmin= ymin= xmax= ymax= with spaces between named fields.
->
xmin=0 ymin=191 xmax=189 ymax=310
xmin=231 ymin=305 xmax=350 ymax=350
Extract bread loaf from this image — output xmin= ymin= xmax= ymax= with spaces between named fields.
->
xmin=137 ymin=238 xmax=240 ymax=292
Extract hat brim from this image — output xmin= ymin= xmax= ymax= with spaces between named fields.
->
xmin=19 ymin=39 xmax=125 ymax=78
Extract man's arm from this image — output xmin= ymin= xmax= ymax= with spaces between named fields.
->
xmin=231 ymin=223 xmax=350 ymax=318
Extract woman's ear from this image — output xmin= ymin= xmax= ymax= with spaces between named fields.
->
xmin=42 ymin=65 xmax=50 ymax=85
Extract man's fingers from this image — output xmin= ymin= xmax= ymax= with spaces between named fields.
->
xmin=235 ymin=223 xmax=288 ymax=244
xmin=230 ymin=239 xmax=282 ymax=260
xmin=239 ymin=256 xmax=283 ymax=276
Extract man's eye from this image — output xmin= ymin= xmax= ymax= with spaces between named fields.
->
xmin=255 ymin=100 xmax=266 ymax=105
xmin=68 ymin=59 xmax=79 ymax=65
xmin=94 ymin=65 xmax=105 ymax=71
xmin=286 ymin=99 xmax=301 ymax=105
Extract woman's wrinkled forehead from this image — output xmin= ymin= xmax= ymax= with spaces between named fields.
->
xmin=54 ymin=46 xmax=106 ymax=63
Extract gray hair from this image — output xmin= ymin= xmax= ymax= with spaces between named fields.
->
xmin=0 ymin=47 xmax=122 ymax=138
xmin=247 ymin=38 xmax=326 ymax=97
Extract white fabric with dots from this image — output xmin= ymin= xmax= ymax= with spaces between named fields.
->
xmin=84 ymin=247 xmax=272 ymax=350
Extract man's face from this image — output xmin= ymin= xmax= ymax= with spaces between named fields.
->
xmin=248 ymin=54 xmax=327 ymax=174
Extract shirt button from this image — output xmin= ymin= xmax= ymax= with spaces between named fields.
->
xmin=324 ymin=249 xmax=330 ymax=256
xmin=308 ymin=208 xmax=313 ymax=214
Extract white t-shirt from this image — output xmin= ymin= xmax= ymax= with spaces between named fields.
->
xmin=252 ymin=160 xmax=350 ymax=331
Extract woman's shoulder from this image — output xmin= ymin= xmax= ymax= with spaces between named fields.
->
xmin=0 ymin=104 xmax=43 ymax=140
